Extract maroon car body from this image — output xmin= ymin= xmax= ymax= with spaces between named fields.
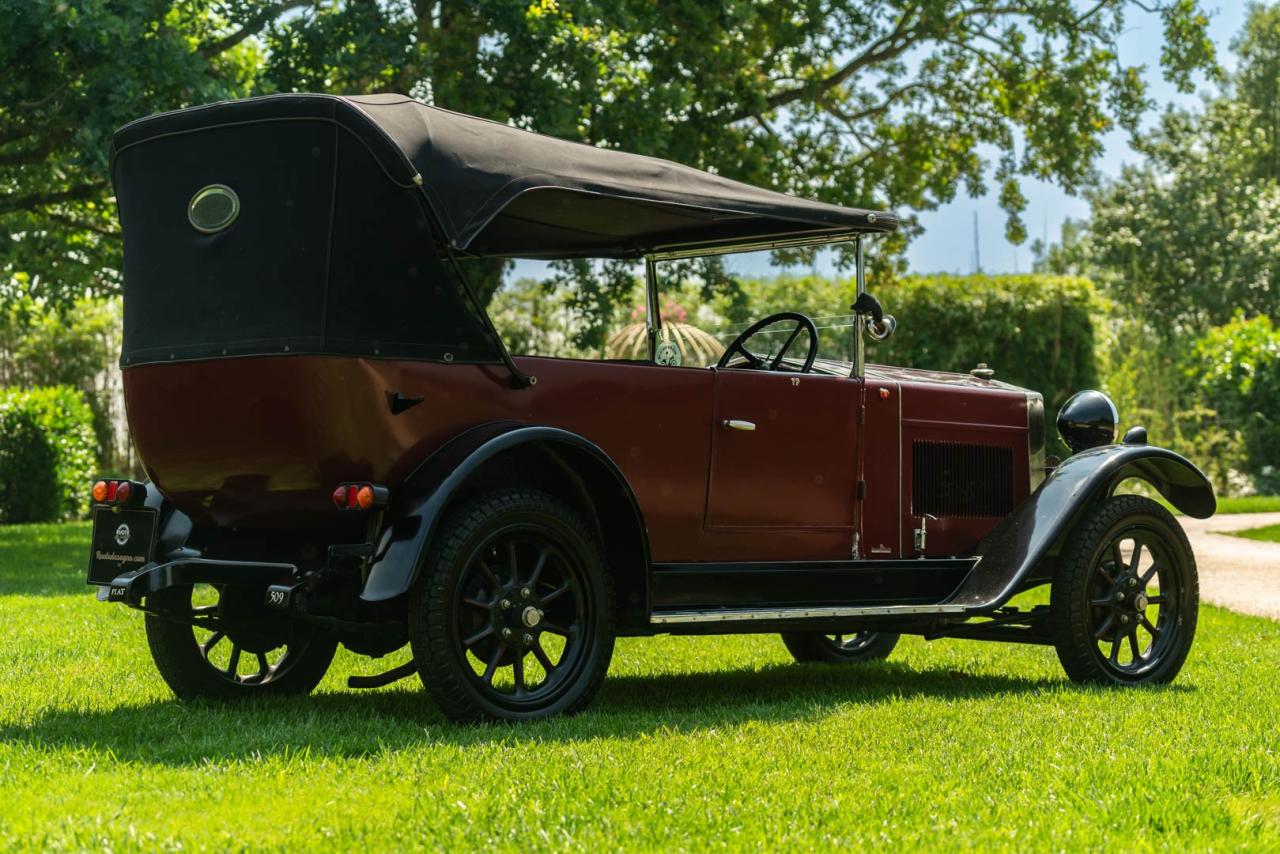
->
xmin=91 ymin=94 xmax=1217 ymax=721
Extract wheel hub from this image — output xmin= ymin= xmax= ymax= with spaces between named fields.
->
xmin=489 ymin=583 xmax=547 ymax=650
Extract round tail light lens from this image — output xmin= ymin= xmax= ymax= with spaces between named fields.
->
xmin=356 ymin=485 xmax=374 ymax=510
xmin=92 ymin=481 xmax=108 ymax=503
xmin=115 ymin=481 xmax=133 ymax=504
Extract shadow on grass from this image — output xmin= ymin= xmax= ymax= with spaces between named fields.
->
xmin=3 ymin=660 xmax=1101 ymax=765
xmin=0 ymin=522 xmax=93 ymax=597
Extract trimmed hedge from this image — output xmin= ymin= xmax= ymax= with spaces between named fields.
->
xmin=870 ymin=274 xmax=1104 ymax=415
xmin=0 ymin=386 xmax=97 ymax=523
xmin=1190 ymin=314 xmax=1280 ymax=493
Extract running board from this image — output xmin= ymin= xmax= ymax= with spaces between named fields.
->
xmin=650 ymin=603 xmax=969 ymax=625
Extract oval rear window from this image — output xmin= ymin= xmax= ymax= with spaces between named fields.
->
xmin=188 ymin=185 xmax=240 ymax=233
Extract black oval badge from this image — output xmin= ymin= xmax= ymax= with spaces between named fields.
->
xmin=188 ymin=184 xmax=240 ymax=233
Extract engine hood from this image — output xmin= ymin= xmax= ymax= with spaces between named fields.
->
xmin=807 ymin=357 xmax=1033 ymax=394
xmin=865 ymin=363 xmax=1032 ymax=393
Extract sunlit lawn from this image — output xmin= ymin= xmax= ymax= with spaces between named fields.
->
xmin=1232 ymin=523 xmax=1280 ymax=544
xmin=1216 ymin=495 xmax=1280 ymax=514
xmin=2 ymin=521 xmax=1279 ymax=850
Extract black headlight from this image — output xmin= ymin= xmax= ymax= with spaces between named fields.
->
xmin=1056 ymin=390 xmax=1118 ymax=454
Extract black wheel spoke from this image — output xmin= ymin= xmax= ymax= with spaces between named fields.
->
xmin=226 ymin=644 xmax=241 ymax=676
xmin=541 ymin=620 xmax=571 ymax=636
xmin=482 ymin=647 xmax=502 ymax=684
xmin=1089 ymin=595 xmax=1113 ymax=607
xmin=512 ymin=652 xmax=526 ymax=694
xmin=1109 ymin=629 xmax=1123 ymax=663
xmin=202 ymin=630 xmax=226 ymax=655
xmin=1110 ymin=543 xmax=1125 ymax=575
xmin=1128 ymin=542 xmax=1144 ymax=575
xmin=477 ymin=561 xmax=499 ymax=588
xmin=542 ymin=584 xmax=571 ymax=604
xmin=528 ymin=548 xmax=549 ymax=588
xmin=1140 ymin=564 xmax=1159 ymax=586
xmin=462 ymin=596 xmax=491 ymax=611
xmin=1141 ymin=617 xmax=1160 ymax=637
xmin=532 ymin=639 xmax=556 ymax=673
xmin=1147 ymin=595 xmax=1166 ymax=605
xmin=464 ymin=625 xmax=494 ymax=647
xmin=1093 ymin=614 xmax=1115 ymax=640
xmin=1128 ymin=630 xmax=1141 ymax=660
xmin=191 ymin=605 xmax=218 ymax=617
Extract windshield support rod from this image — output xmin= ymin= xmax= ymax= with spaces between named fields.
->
xmin=644 ymin=257 xmax=662 ymax=361
xmin=852 ymin=236 xmax=865 ymax=380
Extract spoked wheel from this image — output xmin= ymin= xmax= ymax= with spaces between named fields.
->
xmin=781 ymin=630 xmax=900 ymax=664
xmin=410 ymin=490 xmax=615 ymax=722
xmin=144 ymin=583 xmax=338 ymax=700
xmin=1051 ymin=495 xmax=1198 ymax=685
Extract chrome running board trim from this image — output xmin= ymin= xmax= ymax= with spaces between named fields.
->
xmin=650 ymin=603 xmax=968 ymax=625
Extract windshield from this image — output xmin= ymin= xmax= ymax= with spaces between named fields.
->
xmin=478 ymin=244 xmax=862 ymax=368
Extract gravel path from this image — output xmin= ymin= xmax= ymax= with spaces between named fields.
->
xmin=1177 ymin=511 xmax=1280 ymax=620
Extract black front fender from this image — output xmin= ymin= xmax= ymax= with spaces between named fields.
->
xmin=359 ymin=422 xmax=645 ymax=603
xmin=946 ymin=444 xmax=1214 ymax=612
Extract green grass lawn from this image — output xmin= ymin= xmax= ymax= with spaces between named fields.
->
xmin=1232 ymin=524 xmax=1280 ymax=543
xmin=1216 ymin=495 xmax=1280 ymax=514
xmin=1152 ymin=493 xmax=1280 ymax=516
xmin=3 ymin=522 xmax=1280 ymax=850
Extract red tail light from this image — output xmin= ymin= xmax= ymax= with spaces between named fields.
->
xmin=331 ymin=482 xmax=389 ymax=511
xmin=91 ymin=479 xmax=145 ymax=507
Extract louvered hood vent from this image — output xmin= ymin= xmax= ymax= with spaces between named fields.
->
xmin=911 ymin=440 xmax=1014 ymax=518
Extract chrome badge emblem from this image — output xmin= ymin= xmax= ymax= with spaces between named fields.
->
xmin=188 ymin=184 xmax=240 ymax=233
xmin=115 ymin=524 xmax=131 ymax=547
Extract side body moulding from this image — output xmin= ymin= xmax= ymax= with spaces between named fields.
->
xmin=359 ymin=423 xmax=650 ymax=610
xmin=949 ymin=443 xmax=1216 ymax=612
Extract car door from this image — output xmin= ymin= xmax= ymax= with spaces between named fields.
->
xmin=705 ymin=368 xmax=861 ymax=532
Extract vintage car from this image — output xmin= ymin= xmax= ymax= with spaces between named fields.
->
xmin=90 ymin=93 xmax=1216 ymax=721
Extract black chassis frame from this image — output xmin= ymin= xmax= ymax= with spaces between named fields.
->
xmin=100 ymin=426 xmax=1214 ymax=650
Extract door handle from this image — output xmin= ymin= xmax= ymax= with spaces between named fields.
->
xmin=721 ymin=419 xmax=756 ymax=431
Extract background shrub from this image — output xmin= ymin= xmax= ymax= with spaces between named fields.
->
xmin=866 ymin=274 xmax=1104 ymax=415
xmin=1189 ymin=314 xmax=1280 ymax=493
xmin=0 ymin=386 xmax=97 ymax=523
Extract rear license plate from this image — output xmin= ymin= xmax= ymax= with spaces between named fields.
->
xmin=87 ymin=507 xmax=158 ymax=585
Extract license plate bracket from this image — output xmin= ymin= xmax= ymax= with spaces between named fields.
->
xmin=87 ymin=507 xmax=158 ymax=585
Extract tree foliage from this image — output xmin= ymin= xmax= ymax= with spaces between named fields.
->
xmin=4 ymin=0 xmax=1218 ymax=306
xmin=1045 ymin=3 xmax=1280 ymax=337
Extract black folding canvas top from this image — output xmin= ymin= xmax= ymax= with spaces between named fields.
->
xmin=113 ymin=93 xmax=898 ymax=260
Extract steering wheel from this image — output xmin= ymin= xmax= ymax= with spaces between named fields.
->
xmin=716 ymin=312 xmax=819 ymax=373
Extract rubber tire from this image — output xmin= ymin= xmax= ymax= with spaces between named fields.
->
xmin=1050 ymin=494 xmax=1198 ymax=685
xmin=408 ymin=489 xmax=616 ymax=723
xmin=781 ymin=631 xmax=900 ymax=664
xmin=144 ymin=585 xmax=338 ymax=700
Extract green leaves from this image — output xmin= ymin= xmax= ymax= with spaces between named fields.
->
xmin=2 ymin=0 xmax=1219 ymax=307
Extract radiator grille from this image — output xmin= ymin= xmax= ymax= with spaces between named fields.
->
xmin=911 ymin=440 xmax=1014 ymax=518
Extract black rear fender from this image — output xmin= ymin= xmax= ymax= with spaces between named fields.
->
xmin=359 ymin=423 xmax=651 ymax=629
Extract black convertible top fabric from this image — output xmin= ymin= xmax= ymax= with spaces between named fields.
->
xmin=113 ymin=93 xmax=898 ymax=259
